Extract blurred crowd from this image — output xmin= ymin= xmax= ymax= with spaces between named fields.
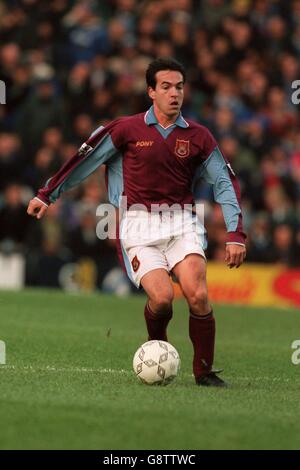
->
xmin=1 ymin=0 xmax=300 ymax=291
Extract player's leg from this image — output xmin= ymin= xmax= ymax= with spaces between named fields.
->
xmin=166 ymin=233 xmax=227 ymax=387
xmin=172 ymin=253 xmax=210 ymax=314
xmin=141 ymin=268 xmax=174 ymax=314
xmin=122 ymin=241 xmax=174 ymax=342
xmin=141 ymin=268 xmax=174 ymax=341
xmin=172 ymin=254 xmax=215 ymax=373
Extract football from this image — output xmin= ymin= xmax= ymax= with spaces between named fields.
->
xmin=133 ymin=340 xmax=180 ymax=385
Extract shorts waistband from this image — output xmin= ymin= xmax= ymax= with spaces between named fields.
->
xmin=122 ymin=209 xmax=195 ymax=218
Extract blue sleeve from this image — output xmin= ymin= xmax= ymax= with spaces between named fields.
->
xmin=194 ymin=146 xmax=242 ymax=233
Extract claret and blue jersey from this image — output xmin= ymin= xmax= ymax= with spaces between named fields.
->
xmin=37 ymin=106 xmax=246 ymax=245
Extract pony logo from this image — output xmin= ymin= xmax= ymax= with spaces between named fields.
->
xmin=136 ymin=141 xmax=154 ymax=147
xmin=174 ymin=139 xmax=190 ymax=158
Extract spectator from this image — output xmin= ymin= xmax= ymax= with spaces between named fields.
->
xmin=0 ymin=0 xmax=300 ymax=289
xmin=0 ymin=183 xmax=32 ymax=252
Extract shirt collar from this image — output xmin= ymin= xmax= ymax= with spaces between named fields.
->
xmin=144 ymin=106 xmax=189 ymax=128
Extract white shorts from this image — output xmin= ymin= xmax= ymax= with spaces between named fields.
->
xmin=119 ymin=210 xmax=206 ymax=287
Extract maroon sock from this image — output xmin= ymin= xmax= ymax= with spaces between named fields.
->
xmin=144 ymin=302 xmax=173 ymax=341
xmin=189 ymin=310 xmax=215 ymax=379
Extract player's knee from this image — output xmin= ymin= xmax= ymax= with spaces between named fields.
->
xmin=188 ymin=287 xmax=209 ymax=311
xmin=150 ymin=291 xmax=173 ymax=314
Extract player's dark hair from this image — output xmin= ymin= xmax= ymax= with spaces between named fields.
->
xmin=146 ymin=58 xmax=186 ymax=89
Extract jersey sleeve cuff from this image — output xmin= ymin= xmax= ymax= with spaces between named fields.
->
xmin=35 ymin=192 xmax=50 ymax=206
xmin=226 ymin=231 xmax=247 ymax=244
xmin=226 ymin=242 xmax=246 ymax=247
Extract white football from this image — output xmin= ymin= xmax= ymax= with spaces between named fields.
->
xmin=133 ymin=340 xmax=180 ymax=385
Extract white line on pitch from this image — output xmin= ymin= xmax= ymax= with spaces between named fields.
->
xmin=0 ymin=365 xmax=296 ymax=382
xmin=0 ymin=365 xmax=130 ymax=374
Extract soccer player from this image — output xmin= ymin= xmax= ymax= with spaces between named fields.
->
xmin=27 ymin=58 xmax=246 ymax=387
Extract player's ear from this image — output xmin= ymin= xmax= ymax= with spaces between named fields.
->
xmin=148 ymin=86 xmax=155 ymax=100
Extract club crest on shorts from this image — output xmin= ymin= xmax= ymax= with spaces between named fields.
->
xmin=174 ymin=139 xmax=190 ymax=158
xmin=132 ymin=255 xmax=140 ymax=272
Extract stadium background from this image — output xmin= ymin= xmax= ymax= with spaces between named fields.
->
xmin=1 ymin=0 xmax=300 ymax=306
xmin=1 ymin=0 xmax=300 ymax=453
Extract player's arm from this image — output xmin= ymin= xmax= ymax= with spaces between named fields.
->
xmin=197 ymin=144 xmax=246 ymax=268
xmin=27 ymin=120 xmax=124 ymax=219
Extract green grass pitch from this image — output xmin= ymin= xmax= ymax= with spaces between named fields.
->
xmin=0 ymin=288 xmax=300 ymax=450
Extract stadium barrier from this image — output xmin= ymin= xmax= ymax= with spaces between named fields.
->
xmin=1 ymin=255 xmax=299 ymax=307
xmin=173 ymin=263 xmax=300 ymax=308
xmin=0 ymin=254 xmax=25 ymax=289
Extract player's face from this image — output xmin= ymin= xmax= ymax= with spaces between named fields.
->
xmin=148 ymin=70 xmax=184 ymax=118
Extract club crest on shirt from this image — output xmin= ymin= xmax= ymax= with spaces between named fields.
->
xmin=131 ymin=255 xmax=140 ymax=272
xmin=174 ymin=139 xmax=190 ymax=158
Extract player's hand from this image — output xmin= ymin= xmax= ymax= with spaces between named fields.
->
xmin=225 ymin=244 xmax=246 ymax=269
xmin=27 ymin=198 xmax=48 ymax=219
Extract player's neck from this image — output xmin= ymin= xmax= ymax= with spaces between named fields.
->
xmin=153 ymin=106 xmax=179 ymax=129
